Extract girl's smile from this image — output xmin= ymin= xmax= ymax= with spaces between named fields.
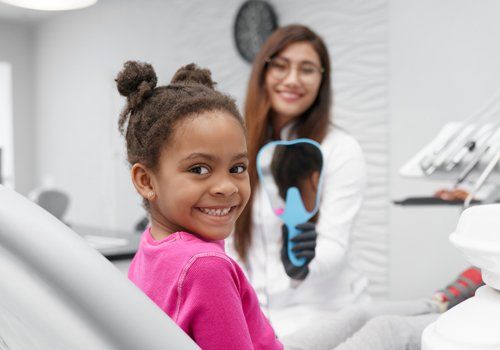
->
xmin=194 ymin=205 xmax=240 ymax=228
xmin=196 ymin=206 xmax=237 ymax=216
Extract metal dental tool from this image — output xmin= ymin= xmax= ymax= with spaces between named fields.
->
xmin=420 ymin=124 xmax=472 ymax=175
xmin=454 ymin=144 xmax=491 ymax=187
xmin=464 ymin=148 xmax=500 ymax=208
xmin=420 ymin=89 xmax=500 ymax=175
xmin=453 ymin=125 xmax=500 ymax=184
xmin=424 ymin=125 xmax=477 ymax=175
xmin=445 ymin=140 xmax=477 ymax=172
xmin=445 ymin=123 xmax=497 ymax=172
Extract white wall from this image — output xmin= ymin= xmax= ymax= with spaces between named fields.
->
xmin=389 ymin=0 xmax=500 ymax=298
xmin=0 ymin=20 xmax=35 ymax=195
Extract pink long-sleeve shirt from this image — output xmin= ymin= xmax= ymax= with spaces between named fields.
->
xmin=128 ymin=229 xmax=283 ymax=350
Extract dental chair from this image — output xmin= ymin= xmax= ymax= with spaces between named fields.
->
xmin=422 ymin=204 xmax=500 ymax=349
xmin=0 ymin=185 xmax=198 ymax=349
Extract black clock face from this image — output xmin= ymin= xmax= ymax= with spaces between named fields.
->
xmin=234 ymin=0 xmax=278 ymax=63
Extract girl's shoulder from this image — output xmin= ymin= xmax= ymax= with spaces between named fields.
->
xmin=175 ymin=232 xmax=226 ymax=255
xmin=140 ymin=231 xmax=227 ymax=263
xmin=179 ymin=247 xmax=246 ymax=291
xmin=177 ymin=235 xmax=246 ymax=278
xmin=170 ymin=234 xmax=242 ymax=285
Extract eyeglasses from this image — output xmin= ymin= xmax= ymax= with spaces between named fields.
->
xmin=265 ymin=57 xmax=324 ymax=84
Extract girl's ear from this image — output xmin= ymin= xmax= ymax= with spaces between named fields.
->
xmin=131 ymin=163 xmax=156 ymax=201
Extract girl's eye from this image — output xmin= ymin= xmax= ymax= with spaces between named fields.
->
xmin=230 ymin=165 xmax=247 ymax=174
xmin=189 ymin=165 xmax=210 ymax=175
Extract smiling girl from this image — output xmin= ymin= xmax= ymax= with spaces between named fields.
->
xmin=116 ymin=61 xmax=282 ymax=349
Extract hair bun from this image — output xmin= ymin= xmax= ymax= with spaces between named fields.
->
xmin=171 ymin=63 xmax=215 ymax=89
xmin=116 ymin=60 xmax=157 ymax=99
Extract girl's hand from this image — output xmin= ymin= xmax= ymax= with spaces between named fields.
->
xmin=280 ymin=222 xmax=317 ymax=280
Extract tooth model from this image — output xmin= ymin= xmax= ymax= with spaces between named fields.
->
xmin=422 ymin=204 xmax=500 ymax=349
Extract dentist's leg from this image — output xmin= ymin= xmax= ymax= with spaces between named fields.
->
xmin=281 ymin=299 xmax=438 ymax=350
xmin=334 ymin=313 xmax=438 ymax=350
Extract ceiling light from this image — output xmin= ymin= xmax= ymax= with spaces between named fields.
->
xmin=0 ymin=0 xmax=97 ymax=11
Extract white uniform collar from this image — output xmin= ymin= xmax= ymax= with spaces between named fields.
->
xmin=278 ymin=120 xmax=297 ymax=140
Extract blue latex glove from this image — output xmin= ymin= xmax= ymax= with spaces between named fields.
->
xmin=280 ymin=222 xmax=317 ymax=280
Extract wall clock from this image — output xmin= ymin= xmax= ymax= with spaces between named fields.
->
xmin=234 ymin=0 xmax=278 ymax=63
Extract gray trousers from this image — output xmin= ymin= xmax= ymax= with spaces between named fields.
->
xmin=281 ymin=300 xmax=439 ymax=350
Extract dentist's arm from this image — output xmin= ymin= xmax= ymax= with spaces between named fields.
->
xmin=308 ymin=140 xmax=366 ymax=278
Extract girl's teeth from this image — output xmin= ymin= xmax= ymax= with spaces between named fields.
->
xmin=200 ymin=207 xmax=231 ymax=216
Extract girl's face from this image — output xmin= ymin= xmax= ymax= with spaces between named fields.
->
xmin=149 ymin=111 xmax=250 ymax=241
xmin=265 ymin=41 xmax=323 ymax=130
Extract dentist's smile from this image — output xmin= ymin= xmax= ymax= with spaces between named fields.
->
xmin=277 ymin=90 xmax=303 ymax=102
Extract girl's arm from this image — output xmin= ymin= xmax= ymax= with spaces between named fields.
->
xmin=176 ymin=254 xmax=282 ymax=350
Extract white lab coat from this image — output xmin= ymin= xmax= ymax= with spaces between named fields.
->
xmin=227 ymin=123 xmax=370 ymax=337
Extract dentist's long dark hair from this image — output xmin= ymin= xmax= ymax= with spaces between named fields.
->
xmin=234 ymin=24 xmax=332 ymax=262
